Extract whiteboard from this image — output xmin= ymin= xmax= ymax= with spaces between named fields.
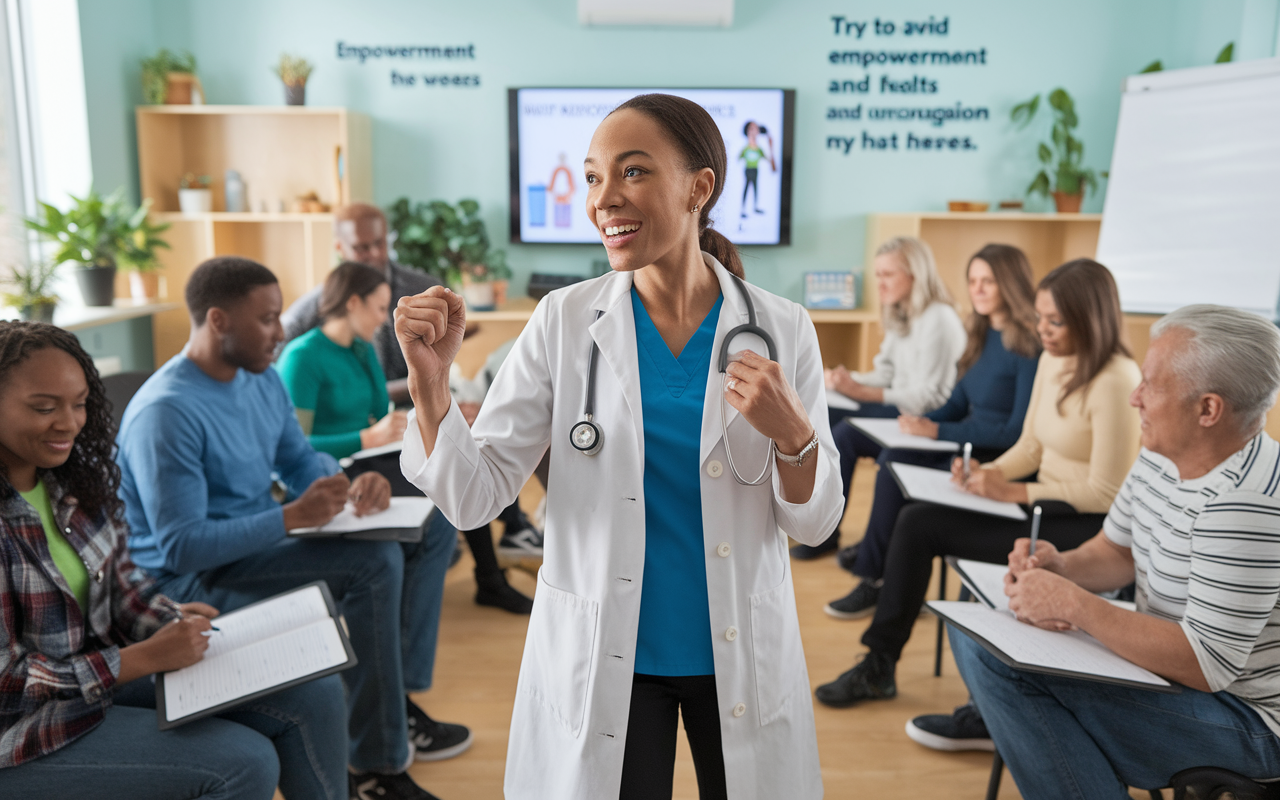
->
xmin=1096 ymin=58 xmax=1280 ymax=317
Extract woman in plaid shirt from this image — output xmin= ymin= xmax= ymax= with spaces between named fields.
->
xmin=0 ymin=322 xmax=347 ymax=799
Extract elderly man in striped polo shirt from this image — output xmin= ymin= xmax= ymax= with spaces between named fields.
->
xmin=951 ymin=304 xmax=1280 ymax=799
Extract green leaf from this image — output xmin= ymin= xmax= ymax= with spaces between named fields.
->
xmin=1139 ymin=59 xmax=1163 ymax=73
xmin=457 ymin=198 xmax=480 ymax=217
xmin=1215 ymin=42 xmax=1234 ymax=63
xmin=1056 ymin=168 xmax=1081 ymax=196
xmin=1038 ymin=143 xmax=1053 ymax=164
xmin=1027 ymin=171 xmax=1051 ymax=198
xmin=1010 ymin=94 xmax=1040 ymax=127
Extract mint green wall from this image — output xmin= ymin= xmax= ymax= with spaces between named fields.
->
xmin=74 ymin=317 xmax=155 ymax=373
xmin=78 ymin=0 xmax=1276 ymax=301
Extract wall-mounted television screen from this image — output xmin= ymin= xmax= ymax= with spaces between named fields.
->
xmin=508 ymin=87 xmax=795 ymax=246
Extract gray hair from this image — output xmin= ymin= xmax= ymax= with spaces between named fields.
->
xmin=1151 ymin=305 xmax=1280 ymax=435
xmin=875 ymin=236 xmax=953 ymax=336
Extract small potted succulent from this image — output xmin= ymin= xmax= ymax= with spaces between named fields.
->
xmin=386 ymin=197 xmax=511 ymax=310
xmin=26 ymin=188 xmax=171 ymax=307
xmin=2 ymin=260 xmax=59 ymax=323
xmin=140 ymin=49 xmax=202 ymax=104
xmin=1011 ymin=88 xmax=1101 ymax=213
xmin=178 ymin=173 xmax=212 ymax=214
xmin=276 ymin=54 xmax=314 ymax=106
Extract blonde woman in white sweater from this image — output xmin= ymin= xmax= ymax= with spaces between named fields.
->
xmin=796 ymin=236 xmax=965 ymax=559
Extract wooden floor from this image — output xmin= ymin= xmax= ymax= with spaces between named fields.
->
xmin=400 ymin=462 xmax=1044 ymax=799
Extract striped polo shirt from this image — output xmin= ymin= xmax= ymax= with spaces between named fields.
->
xmin=1104 ymin=433 xmax=1280 ymax=737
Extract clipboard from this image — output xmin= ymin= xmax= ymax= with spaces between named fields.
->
xmin=288 ymin=497 xmax=434 ymax=543
xmin=888 ymin=462 xmax=1028 ymax=520
xmin=850 ymin=418 xmax=960 ymax=453
xmin=338 ymin=441 xmax=403 ymax=469
xmin=929 ymin=599 xmax=1179 ymax=694
xmin=156 ymin=581 xmax=357 ymax=729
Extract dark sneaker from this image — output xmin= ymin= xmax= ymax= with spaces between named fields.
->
xmin=905 ymin=702 xmax=994 ymax=752
xmin=824 ymin=580 xmax=880 ymax=620
xmin=498 ymin=524 xmax=544 ymax=558
xmin=814 ymin=652 xmax=897 ymax=708
xmin=349 ymin=770 xmax=441 ymax=800
xmin=790 ymin=533 xmax=839 ymax=560
xmin=406 ymin=699 xmax=473 ymax=762
xmin=836 ymin=542 xmax=859 ymax=573
xmin=475 ymin=574 xmax=534 ymax=614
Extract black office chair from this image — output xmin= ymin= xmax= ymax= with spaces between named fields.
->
xmin=985 ymin=753 xmax=1278 ymax=800
xmin=101 ymin=370 xmax=152 ymax=432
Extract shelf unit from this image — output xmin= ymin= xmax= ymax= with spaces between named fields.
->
xmin=134 ymin=106 xmax=372 ymax=365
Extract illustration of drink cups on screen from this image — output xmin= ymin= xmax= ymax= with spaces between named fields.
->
xmin=528 ymin=183 xmax=547 ymax=227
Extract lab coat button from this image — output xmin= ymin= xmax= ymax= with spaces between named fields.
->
xmin=732 ymin=703 xmax=746 ymax=718
xmin=725 ymin=627 xmax=738 ymax=642
xmin=716 ymin=542 xmax=731 ymax=558
xmin=706 ymin=460 xmax=724 ymax=478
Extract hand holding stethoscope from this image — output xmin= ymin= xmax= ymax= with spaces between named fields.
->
xmin=723 ymin=348 xmax=815 ymax=463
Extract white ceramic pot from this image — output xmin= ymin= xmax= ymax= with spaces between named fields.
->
xmin=178 ymin=188 xmax=212 ymax=214
xmin=461 ymin=280 xmax=496 ymax=311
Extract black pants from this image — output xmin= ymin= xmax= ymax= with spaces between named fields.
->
xmin=861 ymin=500 xmax=1105 ymax=660
xmin=620 ymin=674 xmax=728 ymax=800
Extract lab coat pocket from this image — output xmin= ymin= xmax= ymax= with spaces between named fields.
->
xmin=520 ymin=570 xmax=599 ymax=738
xmin=749 ymin=577 xmax=803 ymax=726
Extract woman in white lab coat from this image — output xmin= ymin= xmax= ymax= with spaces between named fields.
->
xmin=395 ymin=94 xmax=843 ymax=800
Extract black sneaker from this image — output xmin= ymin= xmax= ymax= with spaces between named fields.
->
xmin=824 ymin=580 xmax=880 ymax=620
xmin=790 ymin=533 xmax=839 ymax=560
xmin=475 ymin=574 xmax=534 ymax=614
xmin=905 ymin=702 xmax=994 ymax=752
xmin=406 ymin=699 xmax=473 ymax=762
xmin=836 ymin=542 xmax=860 ymax=573
xmin=814 ymin=652 xmax=897 ymax=708
xmin=498 ymin=524 xmax=544 ymax=558
xmin=349 ymin=770 xmax=441 ymax=800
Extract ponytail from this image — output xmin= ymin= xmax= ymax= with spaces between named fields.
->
xmin=699 ymin=227 xmax=744 ymax=279
xmin=611 ymin=94 xmax=746 ymax=280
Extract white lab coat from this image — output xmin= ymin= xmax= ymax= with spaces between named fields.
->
xmin=401 ymin=254 xmax=843 ymax=800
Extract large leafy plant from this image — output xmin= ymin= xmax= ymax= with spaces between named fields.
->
xmin=386 ymin=198 xmax=510 ymax=285
xmin=1011 ymin=88 xmax=1099 ymax=199
xmin=26 ymin=188 xmax=171 ymax=273
xmin=140 ymin=49 xmax=196 ymax=104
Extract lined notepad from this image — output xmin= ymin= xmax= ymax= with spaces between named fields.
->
xmin=159 ymin=584 xmax=354 ymax=727
xmin=850 ymin=418 xmax=960 ymax=453
xmin=889 ymin=462 xmax=1027 ymax=520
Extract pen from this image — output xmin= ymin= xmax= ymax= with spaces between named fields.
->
xmin=962 ymin=442 xmax=972 ymax=483
xmin=1028 ymin=504 xmax=1042 ymax=557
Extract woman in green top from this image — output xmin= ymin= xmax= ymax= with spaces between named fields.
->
xmin=276 ymin=262 xmax=407 ymax=459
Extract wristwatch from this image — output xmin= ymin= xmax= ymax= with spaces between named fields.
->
xmin=775 ymin=430 xmax=819 ymax=467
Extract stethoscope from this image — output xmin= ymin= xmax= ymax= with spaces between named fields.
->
xmin=570 ymin=274 xmax=778 ymax=485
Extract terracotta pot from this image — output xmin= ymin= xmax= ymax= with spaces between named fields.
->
xmin=164 ymin=73 xmax=200 ymax=104
xmin=1053 ymin=190 xmax=1084 ymax=213
xmin=129 ymin=271 xmax=162 ymax=301
xmin=492 ymin=279 xmax=509 ymax=308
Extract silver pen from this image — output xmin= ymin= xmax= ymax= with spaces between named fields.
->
xmin=1028 ymin=505 xmax=1043 ymax=557
xmin=962 ymin=442 xmax=972 ymax=483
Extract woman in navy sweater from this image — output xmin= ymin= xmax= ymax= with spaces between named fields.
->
xmin=826 ymin=244 xmax=1040 ymax=618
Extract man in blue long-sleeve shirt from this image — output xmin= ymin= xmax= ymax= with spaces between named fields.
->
xmin=117 ymin=257 xmax=466 ymax=800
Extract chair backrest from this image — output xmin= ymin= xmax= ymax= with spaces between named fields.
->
xmin=101 ymin=371 xmax=152 ymax=433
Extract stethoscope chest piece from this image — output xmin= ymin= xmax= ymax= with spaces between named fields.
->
xmin=571 ymin=416 xmax=603 ymax=456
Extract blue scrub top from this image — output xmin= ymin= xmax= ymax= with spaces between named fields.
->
xmin=631 ymin=287 xmax=723 ymax=676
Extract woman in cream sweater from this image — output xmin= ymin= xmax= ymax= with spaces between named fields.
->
xmin=814 ymin=259 xmax=1141 ymax=717
xmin=797 ymin=236 xmax=965 ymax=558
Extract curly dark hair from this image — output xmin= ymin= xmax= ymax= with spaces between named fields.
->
xmin=0 ymin=321 xmax=124 ymax=523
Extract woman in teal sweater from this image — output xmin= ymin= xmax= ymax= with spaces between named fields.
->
xmin=276 ymin=262 xmax=407 ymax=459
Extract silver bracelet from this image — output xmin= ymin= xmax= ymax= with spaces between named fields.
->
xmin=775 ymin=430 xmax=819 ymax=467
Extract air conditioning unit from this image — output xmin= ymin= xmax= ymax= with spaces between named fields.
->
xmin=578 ymin=0 xmax=734 ymax=27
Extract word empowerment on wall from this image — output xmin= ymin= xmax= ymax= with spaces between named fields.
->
xmin=822 ymin=14 xmax=989 ymax=156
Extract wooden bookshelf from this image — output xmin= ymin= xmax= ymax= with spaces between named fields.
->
xmin=135 ymin=106 xmax=372 ymax=365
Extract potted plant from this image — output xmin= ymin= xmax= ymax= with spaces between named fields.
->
xmin=2 ymin=260 xmax=59 ymax=323
xmin=26 ymin=188 xmax=171 ymax=308
xmin=178 ymin=173 xmax=212 ymax=214
xmin=276 ymin=54 xmax=313 ymax=106
xmin=140 ymin=49 xmax=201 ymax=104
xmin=1011 ymin=88 xmax=1101 ymax=213
xmin=386 ymin=198 xmax=511 ymax=310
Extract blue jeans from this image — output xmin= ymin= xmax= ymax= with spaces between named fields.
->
xmin=950 ymin=624 xmax=1280 ymax=799
xmin=150 ymin=510 xmax=455 ymax=773
xmin=0 ymin=674 xmax=347 ymax=799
